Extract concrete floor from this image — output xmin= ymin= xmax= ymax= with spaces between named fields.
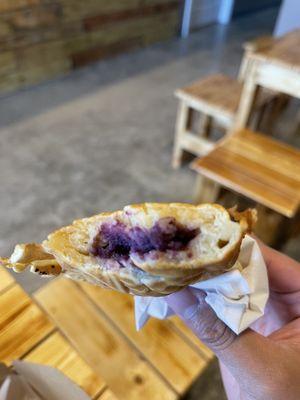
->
xmin=1 ymin=6 xmax=298 ymax=399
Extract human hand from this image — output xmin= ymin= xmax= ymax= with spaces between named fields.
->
xmin=166 ymin=241 xmax=300 ymax=400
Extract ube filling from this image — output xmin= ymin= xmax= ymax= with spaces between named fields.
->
xmin=90 ymin=217 xmax=199 ymax=261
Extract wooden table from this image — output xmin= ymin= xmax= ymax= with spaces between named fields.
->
xmin=0 ymin=268 xmax=213 ymax=399
xmin=235 ymin=29 xmax=300 ymax=129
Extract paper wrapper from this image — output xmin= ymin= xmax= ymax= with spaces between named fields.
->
xmin=0 ymin=361 xmax=91 ymax=400
xmin=135 ymin=235 xmax=269 ymax=334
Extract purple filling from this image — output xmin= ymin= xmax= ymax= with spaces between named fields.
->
xmin=90 ymin=217 xmax=199 ymax=260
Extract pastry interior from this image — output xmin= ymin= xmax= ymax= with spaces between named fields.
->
xmin=89 ymin=215 xmax=228 ymax=272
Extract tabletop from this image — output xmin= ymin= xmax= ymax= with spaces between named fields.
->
xmin=250 ymin=29 xmax=300 ymax=72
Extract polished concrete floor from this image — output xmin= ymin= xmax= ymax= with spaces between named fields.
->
xmin=0 ymin=6 xmax=296 ymax=399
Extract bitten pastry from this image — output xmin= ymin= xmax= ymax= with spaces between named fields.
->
xmin=0 ymin=203 xmax=256 ymax=296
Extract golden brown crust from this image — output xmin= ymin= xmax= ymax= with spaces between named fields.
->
xmin=43 ymin=203 xmax=255 ymax=295
xmin=0 ymin=203 xmax=256 ymax=295
xmin=228 ymin=206 xmax=258 ymax=233
xmin=0 ymin=243 xmax=62 ymax=276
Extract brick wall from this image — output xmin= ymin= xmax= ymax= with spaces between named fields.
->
xmin=0 ymin=0 xmax=181 ymax=93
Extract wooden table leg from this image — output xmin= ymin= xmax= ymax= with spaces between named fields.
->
xmin=234 ymin=61 xmax=260 ymax=130
xmin=193 ymin=175 xmax=220 ymax=204
xmin=263 ymin=94 xmax=290 ymax=134
xmin=293 ymin=109 xmax=300 ymax=137
xmin=172 ymin=100 xmax=190 ymax=169
xmin=254 ymin=204 xmax=285 ymax=245
xmin=198 ymin=114 xmax=212 ymax=138
xmin=252 ymin=98 xmax=268 ymax=131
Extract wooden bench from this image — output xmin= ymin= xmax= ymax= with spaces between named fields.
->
xmin=172 ymin=36 xmax=280 ymax=168
xmin=33 ymin=278 xmax=214 ymax=399
xmin=0 ymin=267 xmax=214 ymax=399
xmin=191 ymin=128 xmax=300 ymax=245
xmin=191 ymin=128 xmax=300 ymax=217
xmin=0 ymin=268 xmax=112 ymax=399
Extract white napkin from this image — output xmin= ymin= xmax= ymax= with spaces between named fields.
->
xmin=134 ymin=235 xmax=269 ymax=334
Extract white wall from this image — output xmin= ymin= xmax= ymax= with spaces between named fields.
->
xmin=190 ymin=0 xmax=222 ymax=30
xmin=274 ymin=0 xmax=300 ymax=36
xmin=218 ymin=0 xmax=234 ymax=24
xmin=181 ymin=0 xmax=233 ymax=37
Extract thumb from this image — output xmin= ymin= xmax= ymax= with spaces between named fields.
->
xmin=166 ymin=288 xmax=236 ymax=352
xmin=166 ymin=288 xmax=281 ymax=395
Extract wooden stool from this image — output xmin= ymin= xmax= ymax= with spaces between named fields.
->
xmin=172 ymin=36 xmax=278 ymax=168
xmin=190 ymin=129 xmax=300 ymax=246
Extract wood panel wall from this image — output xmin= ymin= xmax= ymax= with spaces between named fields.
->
xmin=0 ymin=0 xmax=181 ymax=93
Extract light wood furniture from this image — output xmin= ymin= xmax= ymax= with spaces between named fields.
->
xmin=235 ymin=30 xmax=300 ymax=130
xmin=0 ymin=269 xmax=214 ymax=399
xmin=190 ymin=31 xmax=300 ymax=246
xmin=172 ymin=36 xmax=276 ymax=168
xmin=33 ymin=278 xmax=214 ymax=399
xmin=191 ymin=128 xmax=300 ymax=246
xmin=191 ymin=129 xmax=300 ymax=217
xmin=0 ymin=269 xmax=111 ymax=399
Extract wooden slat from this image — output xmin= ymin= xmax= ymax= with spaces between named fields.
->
xmin=0 ymin=0 xmax=40 ymax=13
xmin=0 ymin=285 xmax=53 ymax=364
xmin=214 ymin=148 xmax=300 ymax=197
xmin=71 ymin=8 xmax=179 ymax=68
xmin=229 ymin=136 xmax=300 ymax=181
xmin=0 ymin=268 xmax=14 ymax=293
xmin=24 ymin=331 xmax=106 ymax=399
xmin=8 ymin=3 xmax=61 ymax=30
xmin=84 ymin=1 xmax=179 ymax=31
xmin=18 ymin=40 xmax=70 ymax=86
xmin=169 ymin=317 xmax=214 ymax=361
xmin=193 ymin=154 xmax=299 ymax=217
xmin=0 ymin=0 xmax=179 ymax=93
xmin=181 ymin=131 xmax=215 ymax=157
xmin=81 ymin=283 xmax=208 ymax=395
xmin=60 ymin=0 xmax=140 ymax=22
xmin=34 ymin=279 xmax=177 ymax=400
xmin=71 ymin=38 xmax=140 ymax=68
